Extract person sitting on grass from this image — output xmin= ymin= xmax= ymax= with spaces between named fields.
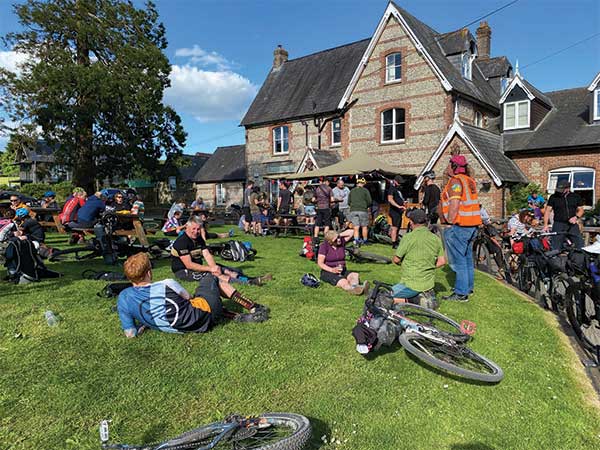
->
xmin=317 ymin=229 xmax=369 ymax=296
xmin=196 ymin=210 xmax=233 ymax=241
xmin=117 ymin=253 xmax=267 ymax=338
xmin=162 ymin=208 xmax=185 ymax=236
xmin=170 ymin=216 xmax=271 ymax=313
xmin=391 ymin=209 xmax=445 ymax=308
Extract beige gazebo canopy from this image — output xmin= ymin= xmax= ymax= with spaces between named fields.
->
xmin=272 ymin=151 xmax=401 ymax=180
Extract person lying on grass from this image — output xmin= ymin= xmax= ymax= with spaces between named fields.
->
xmin=117 ymin=253 xmax=269 ymax=338
xmin=391 ymin=209 xmax=445 ymax=308
xmin=317 ymin=229 xmax=369 ymax=295
xmin=170 ymin=215 xmax=271 ymax=313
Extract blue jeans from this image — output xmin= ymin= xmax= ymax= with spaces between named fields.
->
xmin=391 ymin=283 xmax=420 ymax=299
xmin=443 ymin=225 xmax=477 ymax=296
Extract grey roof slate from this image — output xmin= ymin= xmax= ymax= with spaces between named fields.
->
xmin=179 ymin=153 xmax=210 ymax=182
xmin=521 ymin=78 xmax=553 ymax=107
xmin=437 ymin=29 xmax=472 ymax=55
xmin=461 ymin=123 xmax=528 ymax=183
xmin=241 ymin=39 xmax=370 ymax=127
xmin=392 ymin=2 xmax=501 ymax=109
xmin=503 ymin=87 xmax=600 ymax=153
xmin=194 ymin=145 xmax=246 ymax=183
xmin=475 ymin=56 xmax=511 ymax=79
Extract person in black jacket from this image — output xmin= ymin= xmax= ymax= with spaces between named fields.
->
xmin=421 ymin=170 xmax=441 ymax=224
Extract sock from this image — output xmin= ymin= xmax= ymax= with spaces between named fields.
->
xmin=229 ymin=276 xmax=249 ymax=284
xmin=231 ymin=290 xmax=256 ymax=310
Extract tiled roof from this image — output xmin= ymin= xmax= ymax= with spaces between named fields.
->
xmin=194 ymin=145 xmax=246 ymax=183
xmin=179 ymin=153 xmax=211 ymax=182
xmin=475 ymin=56 xmax=511 ymax=79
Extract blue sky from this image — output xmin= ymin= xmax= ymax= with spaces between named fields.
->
xmin=1 ymin=0 xmax=599 ymax=154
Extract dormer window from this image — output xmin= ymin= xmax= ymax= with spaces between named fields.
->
xmin=504 ymin=101 xmax=529 ymax=130
xmin=461 ymin=42 xmax=476 ymax=81
xmin=594 ymin=89 xmax=600 ymax=121
xmin=385 ymin=53 xmax=402 ymax=83
xmin=475 ymin=111 xmax=483 ymax=127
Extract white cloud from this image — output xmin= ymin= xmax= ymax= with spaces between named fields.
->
xmin=175 ymin=45 xmax=234 ymax=71
xmin=165 ymin=65 xmax=257 ymax=122
xmin=0 ymin=50 xmax=29 ymax=75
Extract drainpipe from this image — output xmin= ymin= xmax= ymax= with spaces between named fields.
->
xmin=300 ymin=120 xmax=309 ymax=147
xmin=501 ymin=186 xmax=506 ymax=219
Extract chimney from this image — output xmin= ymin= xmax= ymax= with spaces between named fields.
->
xmin=476 ymin=21 xmax=491 ymax=59
xmin=273 ymin=44 xmax=288 ymax=69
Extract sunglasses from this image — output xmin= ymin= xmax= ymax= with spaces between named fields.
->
xmin=10 ymin=199 xmax=19 ymax=202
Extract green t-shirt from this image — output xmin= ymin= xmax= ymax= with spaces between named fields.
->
xmin=348 ymin=186 xmax=372 ymax=212
xmin=395 ymin=226 xmax=444 ymax=292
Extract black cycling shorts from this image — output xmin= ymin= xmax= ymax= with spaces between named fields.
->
xmin=243 ymin=207 xmax=252 ymax=222
xmin=320 ymin=267 xmax=348 ymax=286
xmin=315 ymin=208 xmax=332 ymax=227
xmin=389 ymin=209 xmax=403 ymax=228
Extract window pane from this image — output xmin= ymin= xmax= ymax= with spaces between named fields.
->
xmin=282 ymin=139 xmax=288 ymax=152
xmin=274 ymin=127 xmax=281 ymax=140
xmin=573 ymin=171 xmax=594 ymax=189
xmin=395 ymin=108 xmax=405 ymax=123
xmin=596 ymin=90 xmax=600 ymax=118
xmin=274 ymin=141 xmax=281 ymax=153
xmin=386 ymin=54 xmax=394 ymax=66
xmin=517 ymin=102 xmax=528 ymax=127
xmin=382 ymin=124 xmax=393 ymax=141
xmin=282 ymin=126 xmax=288 ymax=139
xmin=394 ymin=65 xmax=401 ymax=80
xmin=333 ymin=119 xmax=341 ymax=132
xmin=395 ymin=123 xmax=405 ymax=140
xmin=505 ymin=103 xmax=515 ymax=128
xmin=394 ymin=53 xmax=401 ymax=66
xmin=382 ymin=109 xmax=393 ymax=125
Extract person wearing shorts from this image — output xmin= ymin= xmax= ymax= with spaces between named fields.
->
xmin=348 ymin=178 xmax=372 ymax=246
xmin=317 ymin=229 xmax=368 ymax=295
xmin=313 ymin=179 xmax=333 ymax=239
xmin=387 ymin=175 xmax=406 ymax=249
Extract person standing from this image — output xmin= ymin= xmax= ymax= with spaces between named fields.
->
xmin=313 ymin=178 xmax=333 ymax=239
xmin=386 ymin=175 xmax=406 ymax=249
xmin=242 ymin=180 xmax=254 ymax=233
xmin=277 ymin=181 xmax=292 ymax=226
xmin=421 ymin=170 xmax=441 ymax=224
xmin=440 ymin=155 xmax=482 ymax=302
xmin=348 ymin=177 xmax=372 ymax=246
xmin=332 ymin=179 xmax=350 ymax=229
xmin=543 ymin=180 xmax=584 ymax=249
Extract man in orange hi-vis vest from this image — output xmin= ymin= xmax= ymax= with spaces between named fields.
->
xmin=439 ymin=155 xmax=482 ymax=302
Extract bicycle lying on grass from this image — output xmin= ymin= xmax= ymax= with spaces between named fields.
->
xmin=359 ymin=282 xmax=504 ymax=384
xmin=99 ymin=412 xmax=311 ymax=450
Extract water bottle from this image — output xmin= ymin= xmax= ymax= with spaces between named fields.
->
xmin=45 ymin=310 xmax=58 ymax=327
xmin=589 ymin=262 xmax=600 ymax=284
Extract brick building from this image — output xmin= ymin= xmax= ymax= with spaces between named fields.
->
xmin=241 ymin=1 xmax=598 ymax=217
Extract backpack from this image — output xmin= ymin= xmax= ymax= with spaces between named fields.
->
xmin=4 ymin=239 xmax=61 ymax=283
xmin=83 ymin=270 xmax=126 ymax=281
xmin=299 ymin=236 xmax=319 ymax=261
xmin=97 ymin=282 xmax=133 ymax=298
xmin=220 ymin=240 xmax=256 ymax=262
xmin=301 ymin=273 xmax=320 ymax=288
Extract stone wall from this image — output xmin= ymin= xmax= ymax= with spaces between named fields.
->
xmin=194 ymin=181 xmax=244 ymax=210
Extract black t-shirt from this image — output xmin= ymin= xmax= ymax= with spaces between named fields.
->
xmin=547 ymin=192 xmax=583 ymax=223
xmin=21 ymin=218 xmax=45 ymax=242
xmin=278 ymin=189 xmax=292 ymax=211
xmin=422 ymin=184 xmax=441 ymax=213
xmin=170 ymin=232 xmax=207 ymax=273
xmin=387 ymin=184 xmax=405 ymax=212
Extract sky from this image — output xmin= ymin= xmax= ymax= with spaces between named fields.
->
xmin=0 ymin=0 xmax=599 ymax=155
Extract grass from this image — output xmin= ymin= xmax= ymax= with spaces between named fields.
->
xmin=1 ymin=227 xmax=599 ymax=449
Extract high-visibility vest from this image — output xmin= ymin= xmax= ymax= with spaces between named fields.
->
xmin=441 ymin=174 xmax=482 ymax=226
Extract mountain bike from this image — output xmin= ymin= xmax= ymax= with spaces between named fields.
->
xmin=364 ymin=282 xmax=504 ymax=383
xmin=472 ymin=222 xmax=511 ymax=282
xmin=99 ymin=412 xmax=311 ymax=450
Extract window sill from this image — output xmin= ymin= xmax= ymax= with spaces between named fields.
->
xmin=379 ymin=139 xmax=405 ymax=146
xmin=330 ymin=143 xmax=341 ymax=148
xmin=503 ymin=126 xmax=529 ymax=131
xmin=384 ymin=79 xmax=402 ymax=85
xmin=272 ymin=152 xmax=290 ymax=156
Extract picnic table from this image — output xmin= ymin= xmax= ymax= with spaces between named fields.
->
xmin=266 ymin=214 xmax=313 ymax=236
xmin=583 ymin=226 xmax=600 ymax=245
xmin=30 ymin=207 xmax=65 ymax=233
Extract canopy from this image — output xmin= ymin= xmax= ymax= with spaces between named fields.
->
xmin=271 ymin=151 xmax=401 ymax=180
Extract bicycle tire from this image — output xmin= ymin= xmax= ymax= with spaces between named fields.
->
xmin=108 ymin=413 xmax=311 ymax=450
xmin=392 ymin=303 xmax=470 ymax=343
xmin=399 ymin=331 xmax=504 ymax=383
xmin=565 ymin=280 xmax=600 ymax=353
xmin=348 ymin=248 xmax=392 ymax=264
xmin=474 ymin=242 xmax=492 ymax=274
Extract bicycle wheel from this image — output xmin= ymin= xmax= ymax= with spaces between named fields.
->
xmin=393 ymin=303 xmax=470 ymax=343
xmin=399 ymin=331 xmax=504 ymax=383
xmin=535 ymin=276 xmax=555 ymax=311
xmin=473 ymin=242 xmax=492 ymax=274
xmin=131 ymin=413 xmax=311 ymax=450
xmin=517 ymin=262 xmax=536 ymax=296
xmin=566 ymin=280 xmax=600 ymax=353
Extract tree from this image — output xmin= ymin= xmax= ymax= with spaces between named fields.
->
xmin=0 ymin=0 xmax=186 ymax=192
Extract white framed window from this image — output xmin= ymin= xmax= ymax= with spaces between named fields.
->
xmin=461 ymin=52 xmax=474 ymax=80
xmin=216 ymin=183 xmax=226 ymax=205
xmin=594 ymin=89 xmax=600 ymax=121
xmin=331 ymin=119 xmax=341 ymax=146
xmin=385 ymin=53 xmax=402 ymax=83
xmin=273 ymin=126 xmax=289 ymax=154
xmin=503 ymin=100 xmax=529 ymax=130
xmin=548 ymin=167 xmax=595 ymax=205
xmin=475 ymin=111 xmax=483 ymax=127
xmin=381 ymin=108 xmax=405 ymax=143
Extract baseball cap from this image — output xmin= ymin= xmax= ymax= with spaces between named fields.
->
xmin=450 ymin=155 xmax=468 ymax=167
xmin=407 ymin=209 xmax=428 ymax=224
xmin=357 ymin=177 xmax=366 ymax=184
xmin=423 ymin=170 xmax=436 ymax=179
xmin=100 ymin=189 xmax=110 ymax=197
xmin=15 ymin=207 xmax=29 ymax=218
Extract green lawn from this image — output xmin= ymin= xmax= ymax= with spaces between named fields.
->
xmin=1 ymin=228 xmax=599 ymax=449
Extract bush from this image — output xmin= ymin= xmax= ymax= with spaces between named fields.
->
xmin=19 ymin=181 xmax=74 ymax=203
xmin=507 ymin=183 xmax=543 ymax=215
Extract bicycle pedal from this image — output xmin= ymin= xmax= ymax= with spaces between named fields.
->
xmin=460 ymin=320 xmax=477 ymax=335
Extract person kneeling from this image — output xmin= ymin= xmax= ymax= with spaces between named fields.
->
xmin=117 ymin=253 xmax=267 ymax=338
xmin=391 ymin=209 xmax=445 ymax=309
xmin=317 ymin=229 xmax=368 ymax=295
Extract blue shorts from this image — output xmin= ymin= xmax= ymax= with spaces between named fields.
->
xmin=391 ymin=283 xmax=420 ymax=299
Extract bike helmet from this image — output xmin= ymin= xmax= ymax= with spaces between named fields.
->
xmin=301 ymin=273 xmax=320 ymax=288
xmin=43 ymin=191 xmax=56 ymax=198
xmin=15 ymin=207 xmax=29 ymax=218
